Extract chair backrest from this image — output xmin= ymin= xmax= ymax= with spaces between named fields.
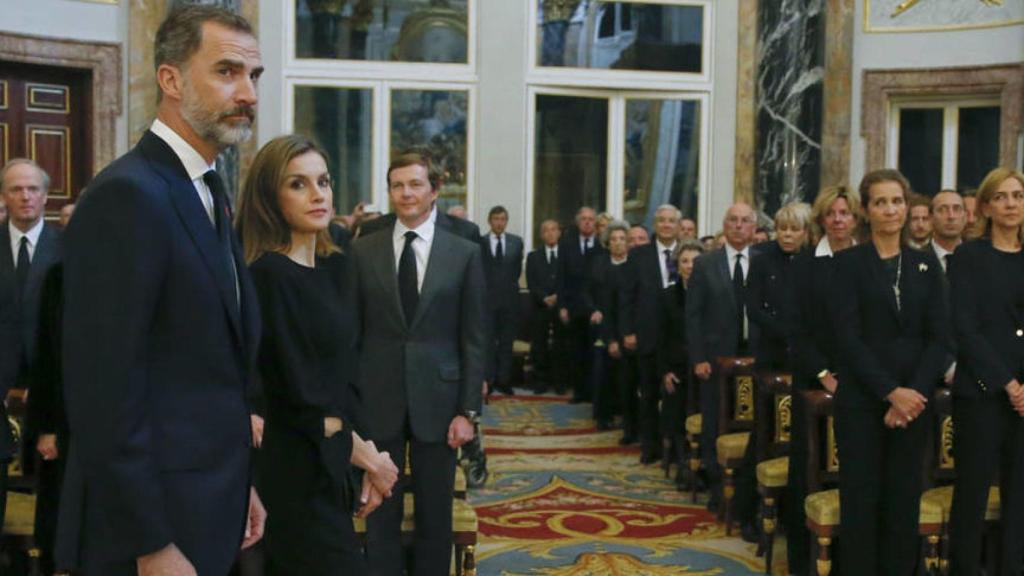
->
xmin=801 ymin=389 xmax=839 ymax=493
xmin=926 ymin=387 xmax=955 ymax=486
xmin=714 ymin=356 xmax=757 ymax=436
xmin=4 ymin=389 xmax=39 ymax=491
xmin=754 ymin=371 xmax=793 ymax=462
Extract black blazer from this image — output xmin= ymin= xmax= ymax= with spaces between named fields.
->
xmin=0 ymin=261 xmax=17 ymax=456
xmin=789 ymin=248 xmax=842 ymax=389
xmin=686 ymin=247 xmax=761 ymax=366
xmin=833 ymin=243 xmax=949 ymax=408
xmin=28 ymin=263 xmax=66 ymax=439
xmin=479 ymin=233 xmax=524 ymax=309
xmin=557 ymin=230 xmax=606 ymax=318
xmin=62 ymin=131 xmax=261 ymax=569
xmin=350 ymin=225 xmax=487 ymax=443
xmin=657 ymin=282 xmax=688 ymax=377
xmin=359 ymin=210 xmax=481 ymax=243
xmin=746 ymin=241 xmax=796 ymax=369
xmin=526 ymin=247 xmax=561 ymax=307
xmin=584 ymin=255 xmax=626 ymax=343
xmin=949 ymin=239 xmax=1024 ymax=398
xmin=0 ymin=221 xmax=62 ymax=381
xmin=620 ymin=243 xmax=671 ymax=355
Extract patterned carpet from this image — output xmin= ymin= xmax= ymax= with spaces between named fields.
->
xmin=470 ymin=393 xmax=775 ymax=575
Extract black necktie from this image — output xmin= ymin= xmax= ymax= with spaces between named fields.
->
xmin=733 ymin=253 xmax=745 ymax=342
xmin=202 ymin=170 xmax=238 ymax=310
xmin=495 ymin=236 xmax=504 ymax=262
xmin=15 ymin=236 xmax=29 ymax=295
xmin=399 ymin=231 xmax=419 ymax=323
xmin=664 ymin=248 xmax=678 ymax=286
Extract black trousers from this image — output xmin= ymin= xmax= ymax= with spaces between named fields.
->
xmin=636 ymin=353 xmax=661 ymax=459
xmin=591 ymin=346 xmax=615 ymax=423
xmin=835 ymin=402 xmax=927 ymax=576
xmin=950 ymin=394 xmax=1024 ymax=576
xmin=700 ymin=373 xmax=722 ymax=498
xmin=785 ymin=388 xmax=811 ymax=576
xmin=366 ymin=434 xmax=456 ymax=576
xmin=567 ymin=316 xmax=594 ymax=400
xmin=618 ymin=354 xmax=639 ymax=439
xmin=659 ymin=362 xmax=687 ymax=440
xmin=35 ymin=442 xmax=68 ymax=575
xmin=487 ymin=305 xmax=519 ymax=388
xmin=529 ymin=306 xmax=568 ymax=392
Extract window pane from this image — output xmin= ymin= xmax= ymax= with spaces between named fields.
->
xmin=533 ymin=94 xmax=608 ymax=244
xmin=538 ymin=1 xmax=703 ymax=73
xmin=296 ymin=0 xmax=469 ymax=63
xmin=897 ymin=108 xmax=943 ymax=196
xmin=623 ymin=98 xmax=701 ymax=229
xmin=390 ymin=90 xmax=469 ymax=212
xmin=293 ymin=86 xmax=373 ymax=214
xmin=957 ymin=106 xmax=1001 ymax=191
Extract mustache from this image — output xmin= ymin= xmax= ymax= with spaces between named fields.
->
xmin=219 ymin=107 xmax=255 ymax=122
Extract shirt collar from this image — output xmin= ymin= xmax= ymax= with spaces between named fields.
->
xmin=150 ymin=118 xmax=216 ymax=181
xmin=9 ymin=218 xmax=44 ymax=249
xmin=815 ymin=235 xmax=856 ymax=258
xmin=656 ymin=239 xmax=678 ymax=253
xmin=394 ymin=212 xmax=436 ymax=245
xmin=931 ymin=238 xmax=955 ymax=260
xmin=725 ymin=242 xmax=749 ymax=262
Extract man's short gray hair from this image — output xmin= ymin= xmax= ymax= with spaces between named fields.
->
xmin=655 ymin=204 xmax=682 ymax=220
xmin=0 ymin=158 xmax=50 ymax=192
xmin=155 ymin=4 xmax=253 ymax=73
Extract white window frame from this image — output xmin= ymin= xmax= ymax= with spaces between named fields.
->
xmin=888 ymin=97 xmax=1002 ymax=190
xmin=284 ymin=78 xmax=476 ymax=215
xmin=524 ymin=85 xmax=711 ymax=251
xmin=284 ymin=0 xmax=478 ymax=83
xmin=527 ymin=0 xmax=714 ymax=90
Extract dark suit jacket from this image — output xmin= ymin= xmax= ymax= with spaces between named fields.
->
xmin=557 ymin=230 xmax=605 ymax=318
xmin=657 ymin=282 xmax=688 ymax=377
xmin=746 ymin=241 xmax=796 ymax=369
xmin=0 ymin=222 xmax=62 ymax=381
xmin=584 ymin=255 xmax=626 ymax=344
xmin=621 ymin=243 xmax=673 ymax=355
xmin=833 ymin=243 xmax=949 ymax=408
xmin=359 ymin=210 xmax=481 ymax=243
xmin=351 ymin=225 xmax=486 ymax=443
xmin=28 ymin=263 xmax=66 ymax=438
xmin=526 ymin=247 xmax=561 ymax=307
xmin=789 ymin=249 xmax=842 ymax=389
xmin=0 ymin=263 xmax=17 ymax=456
xmin=480 ymin=233 xmax=524 ymax=310
xmin=949 ymin=239 xmax=1024 ymax=398
xmin=62 ymin=131 xmax=261 ymax=569
xmin=686 ymin=246 xmax=761 ymax=366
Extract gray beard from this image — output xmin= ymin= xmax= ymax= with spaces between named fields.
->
xmin=180 ymin=91 xmax=252 ymax=148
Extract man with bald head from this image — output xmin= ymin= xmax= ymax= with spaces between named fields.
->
xmin=526 ymin=219 xmax=567 ymax=393
xmin=685 ymin=202 xmax=760 ymax=512
xmin=929 ymin=189 xmax=966 ymax=273
xmin=558 ymin=206 xmax=605 ymax=400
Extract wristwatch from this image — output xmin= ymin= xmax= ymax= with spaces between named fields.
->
xmin=460 ymin=410 xmax=481 ymax=424
xmin=817 ymin=369 xmax=830 ymax=380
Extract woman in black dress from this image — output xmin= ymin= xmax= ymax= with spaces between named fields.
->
xmin=237 ymin=135 xmax=399 ymax=575
xmin=833 ymin=169 xmax=949 ymax=575
xmin=948 ymin=167 xmax=1024 ymax=575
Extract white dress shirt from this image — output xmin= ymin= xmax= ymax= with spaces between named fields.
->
xmin=725 ymin=243 xmax=751 ymax=281
xmin=393 ymin=213 xmax=436 ymax=292
xmin=814 ymin=235 xmax=856 ymax=258
xmin=9 ymin=218 xmax=44 ymax=264
xmin=579 ymin=234 xmax=595 ymax=254
xmin=546 ymin=245 xmax=558 ymax=263
xmin=150 ymin=119 xmax=217 ymax=226
xmin=489 ymin=232 xmax=506 ymax=257
xmin=931 ymin=239 xmax=956 ymax=273
xmin=656 ymin=239 xmax=678 ymax=288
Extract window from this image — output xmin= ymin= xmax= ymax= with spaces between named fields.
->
xmin=890 ymin=100 xmax=1002 ymax=194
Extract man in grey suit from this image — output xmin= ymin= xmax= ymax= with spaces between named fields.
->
xmin=686 ymin=202 xmax=758 ymax=511
xmin=351 ymin=151 xmax=486 ymax=576
xmin=480 ymin=205 xmax=524 ymax=395
xmin=0 ymin=159 xmax=62 ymax=524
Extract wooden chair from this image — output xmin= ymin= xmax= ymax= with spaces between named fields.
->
xmin=801 ymin=389 xmax=943 ymax=576
xmin=712 ymin=356 xmax=756 ymax=534
xmin=753 ymin=371 xmax=792 ymax=574
xmin=1 ymin=389 xmax=41 ymax=576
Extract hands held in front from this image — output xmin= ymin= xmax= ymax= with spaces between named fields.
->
xmin=694 ymin=362 xmax=712 ymax=381
xmin=448 ymin=415 xmax=475 ymax=449
xmin=543 ymin=294 xmax=557 ymax=308
xmin=36 ymin=434 xmax=58 ymax=461
xmin=1006 ymin=380 xmax=1024 ymax=416
xmin=662 ymin=372 xmax=680 ymax=395
xmin=241 ymin=487 xmax=266 ymax=550
xmin=250 ymin=415 xmax=265 ymax=448
xmin=559 ymin=308 xmax=570 ymax=324
xmin=137 ymin=544 xmax=197 ymax=576
xmin=590 ymin=310 xmax=603 ymax=325
xmin=365 ymin=441 xmax=399 ymax=498
xmin=356 ymin=474 xmax=384 ymax=519
xmin=623 ymin=334 xmax=637 ymax=351
xmin=608 ymin=340 xmax=621 ymax=359
xmin=885 ymin=387 xmax=927 ymax=427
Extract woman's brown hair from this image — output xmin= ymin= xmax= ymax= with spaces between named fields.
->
xmin=970 ymin=167 xmax=1024 ymax=242
xmin=236 ymin=134 xmax=340 ymax=264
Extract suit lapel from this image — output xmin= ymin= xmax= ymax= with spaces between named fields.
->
xmin=139 ymin=132 xmax=243 ymax=344
xmin=411 ymin=229 xmax=452 ymax=330
xmin=369 ymin=227 xmax=405 ymax=329
xmin=27 ymin=225 xmax=58 ymax=290
xmin=0 ymin=226 xmax=13 ymax=283
xmin=716 ymin=249 xmax=737 ymax=311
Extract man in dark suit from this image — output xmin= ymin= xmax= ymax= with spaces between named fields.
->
xmin=620 ymin=205 xmax=682 ymax=463
xmin=558 ymin=206 xmax=605 ymax=401
xmin=352 ymin=152 xmax=486 ymax=576
xmin=0 ymin=158 xmax=62 ymax=528
xmin=526 ymin=219 xmax=566 ymax=393
xmin=686 ymin=202 xmax=760 ymax=511
xmin=480 ymin=206 xmax=524 ymax=395
xmin=62 ymin=7 xmax=265 ymax=574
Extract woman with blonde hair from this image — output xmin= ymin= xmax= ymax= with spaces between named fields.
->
xmin=948 ymin=167 xmax=1024 ymax=574
xmin=237 ymin=134 xmax=399 ymax=574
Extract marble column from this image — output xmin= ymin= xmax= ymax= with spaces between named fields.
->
xmin=755 ymin=0 xmax=825 ymax=217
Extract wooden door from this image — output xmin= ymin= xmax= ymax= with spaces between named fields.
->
xmin=0 ymin=61 xmax=92 ymax=216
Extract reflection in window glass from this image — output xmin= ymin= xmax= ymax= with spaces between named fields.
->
xmin=623 ymin=99 xmax=701 ymax=228
xmin=537 ymin=1 xmax=703 ymax=73
xmin=898 ymin=108 xmax=943 ymax=196
xmin=296 ymin=0 xmax=468 ymax=63
xmin=390 ymin=90 xmax=469 ymax=211
xmin=957 ymin=106 xmax=1000 ymax=191
xmin=534 ymin=94 xmax=608 ymax=244
xmin=294 ymin=86 xmax=373 ymax=214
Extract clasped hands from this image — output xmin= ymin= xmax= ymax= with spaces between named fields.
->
xmin=356 ymin=440 xmax=400 ymax=519
xmin=884 ymin=387 xmax=927 ymax=429
xmin=1005 ymin=380 xmax=1024 ymax=417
